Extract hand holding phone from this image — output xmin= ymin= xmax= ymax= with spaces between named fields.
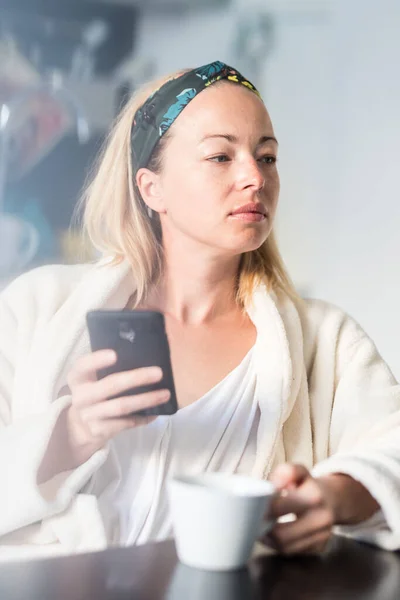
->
xmin=63 ymin=349 xmax=172 ymax=463
xmin=56 ymin=310 xmax=178 ymax=465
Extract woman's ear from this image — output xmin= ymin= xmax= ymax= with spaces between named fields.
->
xmin=135 ymin=168 xmax=166 ymax=214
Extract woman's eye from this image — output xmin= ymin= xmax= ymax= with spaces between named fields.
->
xmin=258 ymin=155 xmax=277 ymax=164
xmin=208 ymin=154 xmax=230 ymax=163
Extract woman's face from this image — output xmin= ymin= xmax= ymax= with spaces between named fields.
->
xmin=147 ymin=82 xmax=280 ymax=256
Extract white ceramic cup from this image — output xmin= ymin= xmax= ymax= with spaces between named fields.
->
xmin=168 ymin=472 xmax=276 ymax=571
xmin=167 ymin=562 xmax=253 ymax=600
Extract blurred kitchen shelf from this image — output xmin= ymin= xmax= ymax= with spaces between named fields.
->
xmin=0 ymin=0 xmax=137 ymax=76
xmin=84 ymin=0 xmax=231 ymax=12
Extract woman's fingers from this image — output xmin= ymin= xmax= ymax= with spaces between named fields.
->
xmin=92 ymin=365 xmax=163 ymax=402
xmin=65 ymin=352 xmax=168 ymax=460
xmin=270 ymin=506 xmax=334 ymax=548
xmin=270 ymin=474 xmax=326 ymax=519
xmin=266 ymin=463 xmax=335 ymax=556
xmin=270 ymin=492 xmax=311 ymax=519
xmin=74 ymin=365 xmax=164 ymax=407
xmin=269 ymin=464 xmax=310 ymax=490
xmin=81 ymin=388 xmax=171 ymax=421
xmin=68 ymin=350 xmax=117 ymax=387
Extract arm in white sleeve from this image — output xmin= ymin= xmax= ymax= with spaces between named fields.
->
xmin=0 ymin=291 xmax=108 ymax=542
xmin=312 ymin=316 xmax=400 ymax=550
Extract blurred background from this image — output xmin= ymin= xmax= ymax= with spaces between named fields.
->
xmin=0 ymin=0 xmax=399 ymax=376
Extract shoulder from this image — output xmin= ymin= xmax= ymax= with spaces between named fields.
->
xmin=1 ymin=262 xmax=95 ymax=300
xmin=272 ymin=291 xmax=360 ymax=336
xmin=3 ymin=262 xmax=93 ymax=291
xmin=0 ymin=263 xmax=96 ymax=320
xmin=271 ymin=290 xmax=375 ymax=365
xmin=255 ymin=286 xmax=368 ymax=353
xmin=293 ymin=297 xmax=384 ymax=377
xmin=297 ymin=298 xmax=368 ymax=346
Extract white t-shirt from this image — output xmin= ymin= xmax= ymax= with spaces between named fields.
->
xmin=107 ymin=345 xmax=260 ymax=546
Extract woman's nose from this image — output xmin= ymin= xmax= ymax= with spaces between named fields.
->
xmin=236 ymin=158 xmax=265 ymax=192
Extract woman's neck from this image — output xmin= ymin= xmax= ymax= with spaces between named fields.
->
xmin=141 ymin=250 xmax=242 ymax=325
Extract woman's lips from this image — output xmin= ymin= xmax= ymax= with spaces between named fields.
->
xmin=229 ymin=212 xmax=266 ymax=222
xmin=229 ymin=202 xmax=267 ymax=222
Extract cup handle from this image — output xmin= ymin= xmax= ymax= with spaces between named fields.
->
xmin=258 ymin=488 xmax=284 ymax=540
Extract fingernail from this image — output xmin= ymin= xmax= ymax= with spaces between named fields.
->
xmin=106 ymin=350 xmax=117 ymax=362
xmin=150 ymin=367 xmax=163 ymax=380
xmin=159 ymin=390 xmax=171 ymax=402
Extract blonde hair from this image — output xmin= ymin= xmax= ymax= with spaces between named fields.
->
xmin=78 ymin=70 xmax=298 ymax=307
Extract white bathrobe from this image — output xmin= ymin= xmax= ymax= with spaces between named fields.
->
xmin=1 ymin=259 xmax=400 ymax=561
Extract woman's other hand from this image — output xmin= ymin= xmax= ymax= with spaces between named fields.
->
xmin=265 ymin=463 xmax=380 ymax=555
xmin=265 ymin=464 xmax=335 ymax=555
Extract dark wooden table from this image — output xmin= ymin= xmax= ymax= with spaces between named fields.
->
xmin=1 ymin=536 xmax=400 ymax=600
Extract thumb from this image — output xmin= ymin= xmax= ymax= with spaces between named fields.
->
xmin=269 ymin=463 xmax=309 ymax=491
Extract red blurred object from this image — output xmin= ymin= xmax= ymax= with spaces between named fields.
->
xmin=0 ymin=40 xmax=73 ymax=180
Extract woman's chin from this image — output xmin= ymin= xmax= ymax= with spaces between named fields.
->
xmin=234 ymin=230 xmax=270 ymax=254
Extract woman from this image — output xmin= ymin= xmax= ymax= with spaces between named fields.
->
xmin=1 ymin=60 xmax=400 ymax=560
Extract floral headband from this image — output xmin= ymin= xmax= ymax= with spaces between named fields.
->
xmin=130 ymin=60 xmax=260 ymax=176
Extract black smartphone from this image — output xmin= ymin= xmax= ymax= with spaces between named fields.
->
xmin=86 ymin=310 xmax=178 ymax=417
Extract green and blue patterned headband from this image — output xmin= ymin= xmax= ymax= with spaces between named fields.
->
xmin=130 ymin=60 xmax=260 ymax=176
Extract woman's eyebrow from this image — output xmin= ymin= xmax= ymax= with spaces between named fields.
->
xmin=200 ymin=133 xmax=279 ymax=146
xmin=259 ymin=135 xmax=279 ymax=146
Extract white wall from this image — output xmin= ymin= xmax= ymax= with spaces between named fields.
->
xmin=261 ymin=6 xmax=336 ymax=297
xmin=327 ymin=0 xmax=400 ymax=376
xmin=264 ymin=0 xmax=400 ymax=376
xmin=135 ymin=0 xmax=400 ymax=377
xmin=134 ymin=5 xmax=235 ymax=74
